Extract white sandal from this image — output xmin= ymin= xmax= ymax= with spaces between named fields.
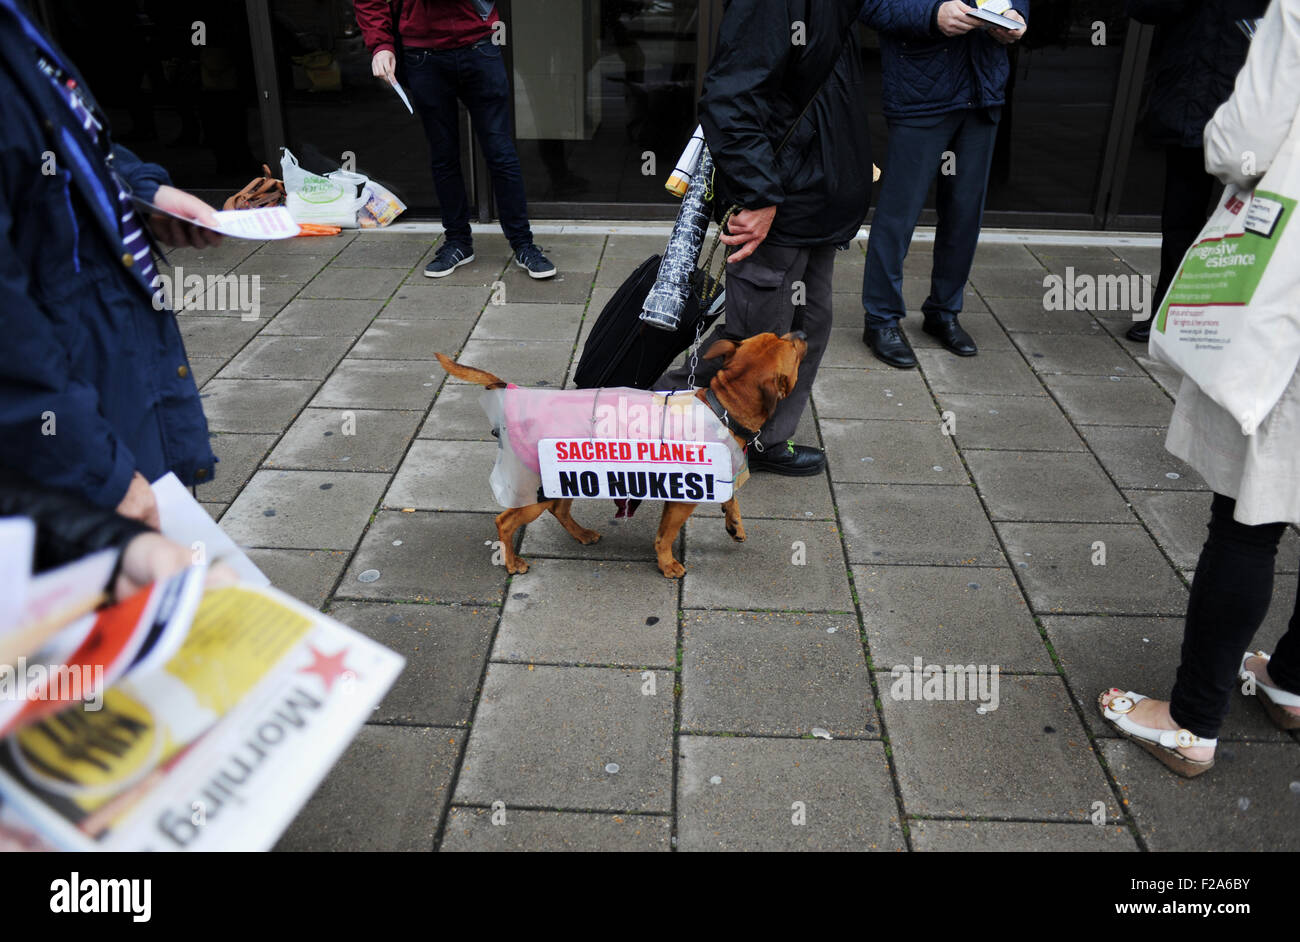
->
xmin=1238 ymin=651 xmax=1300 ymax=730
xmin=1097 ymin=689 xmax=1217 ymax=778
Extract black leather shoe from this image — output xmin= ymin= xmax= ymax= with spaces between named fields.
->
xmin=863 ymin=325 xmax=918 ymax=369
xmin=922 ymin=318 xmax=978 ymax=356
xmin=1126 ymin=316 xmax=1153 ymax=342
xmin=747 ymin=442 xmax=826 ymax=476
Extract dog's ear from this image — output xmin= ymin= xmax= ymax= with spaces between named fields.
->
xmin=759 ymin=373 xmax=792 ymax=417
xmin=702 ymin=339 xmax=739 ymax=363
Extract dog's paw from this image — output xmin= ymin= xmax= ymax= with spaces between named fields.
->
xmin=576 ymin=529 xmax=602 ymax=545
xmin=506 ymin=557 xmax=531 ymax=575
xmin=726 ymin=523 xmax=746 ymax=543
xmin=659 ymin=560 xmax=686 ymax=579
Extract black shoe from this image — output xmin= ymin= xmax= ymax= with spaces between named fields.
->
xmin=747 ymin=441 xmax=826 ymax=476
xmin=1126 ymin=316 xmax=1153 ymax=343
xmin=922 ymin=317 xmax=978 ymax=356
xmin=863 ymin=325 xmax=917 ymax=369
xmin=425 ymin=242 xmax=474 ymax=278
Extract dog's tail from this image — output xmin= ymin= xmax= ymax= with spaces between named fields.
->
xmin=435 ymin=352 xmax=507 ymax=389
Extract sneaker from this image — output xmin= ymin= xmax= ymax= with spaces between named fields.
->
xmin=425 ymin=243 xmax=475 ymax=278
xmin=515 ymin=243 xmax=557 ymax=279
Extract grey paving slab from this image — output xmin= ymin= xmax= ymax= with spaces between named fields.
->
xmin=966 ymin=450 xmax=1134 ymax=523
xmin=855 ymin=564 xmax=1049 ymax=671
xmin=677 ymin=737 xmax=904 ymax=851
xmin=1031 ymin=245 xmax=1132 ymax=263
xmin=450 ymin=340 xmax=572 ymax=387
xmin=495 ymin=267 xmax=596 ymax=304
xmin=327 ymin=601 xmax=495 ymax=726
xmin=420 ymin=384 xmax=494 ymax=441
xmin=166 ymin=239 xmax=260 ymax=271
xmin=880 ymin=673 xmax=1120 ymax=820
xmin=189 ymin=357 xmax=225 ymax=389
xmin=601 ymin=234 xmax=661 ymax=258
xmin=276 ymin=726 xmax=461 ymax=852
xmin=231 ymin=252 xmax=330 ymax=284
xmin=695 ymin=468 xmax=836 ymax=521
xmin=199 ymin=379 xmax=318 ymax=433
xmin=385 ymin=440 xmax=499 ymax=512
xmin=1100 ymin=739 xmax=1300 ymax=851
xmin=683 ymin=516 xmax=855 ymax=612
xmin=812 ymin=366 xmax=937 ymax=421
xmin=339 ymin=510 xmax=505 ymax=605
xmin=350 ymin=319 xmax=472 ymax=360
xmin=312 ymin=358 xmax=443 ymax=410
xmin=997 ymin=522 xmax=1188 ymax=615
xmin=266 ymin=407 xmax=422 ymax=473
xmin=835 ymin=482 xmax=1004 ymax=566
xmin=680 ymin=610 xmax=876 ymax=737
xmin=243 ymin=548 xmax=350 ymax=610
xmin=243 ymin=279 xmax=301 ymax=319
xmin=260 ymin=298 xmax=384 ymax=336
xmin=1127 ymin=489 xmax=1299 ymax=573
xmin=199 ymin=501 xmax=225 ymax=521
xmin=903 ymin=312 xmax=1016 ymax=351
xmin=967 ymin=266 xmax=1050 ymax=298
xmin=934 ymin=392 xmax=1085 ymax=451
xmin=177 ymin=315 xmax=263 ymax=358
xmin=404 ymin=256 xmax=504 ymax=287
xmin=494 ymin=559 xmax=678 ymax=667
xmin=911 ymin=820 xmax=1137 ymax=851
xmin=972 ymin=242 xmax=1046 ymax=270
xmin=441 ymin=807 xmax=671 ymax=851
xmin=821 ymin=419 xmax=967 ymax=485
xmin=1042 ymin=373 xmax=1173 ymax=427
xmin=1079 ymin=425 xmax=1207 ymax=491
xmin=216 ymin=335 xmax=354 ymax=380
xmin=203 ymin=432 xmax=277 ymax=503
xmin=822 ymin=328 xmax=879 ymax=369
xmin=518 ymin=499 xmax=678 ymax=563
xmin=332 ymin=238 xmax=432 ymax=268
xmin=381 ymin=283 xmax=491 ymax=319
xmin=300 ymin=265 xmax=408 ymax=300
xmin=915 ymin=348 xmax=1046 ymax=397
xmin=255 ymin=231 xmax=356 ymax=255
xmin=1132 ymin=352 xmax=1185 ymax=397
xmin=1042 ymin=615 xmax=1290 ymax=742
xmin=898 ymin=278 xmax=990 ymax=313
xmin=453 ymin=664 xmax=674 ymax=813
xmin=1107 ymin=244 xmax=1162 ymax=274
xmin=1011 ymin=332 xmax=1138 ymax=376
xmin=469 ymin=302 xmax=585 ymax=342
xmin=222 ymin=469 xmax=390 ymax=550
xmin=986 ymin=296 xmax=1105 ymax=334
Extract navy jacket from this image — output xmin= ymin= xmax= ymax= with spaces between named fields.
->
xmin=870 ymin=0 xmax=1030 ymax=120
xmin=0 ymin=0 xmax=215 ymax=510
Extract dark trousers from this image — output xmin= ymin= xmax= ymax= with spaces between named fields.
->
xmin=863 ymin=108 xmax=1000 ymax=328
xmin=658 ymin=241 xmax=835 ymax=448
xmin=1170 ymin=494 xmax=1300 ymax=738
xmin=1153 ymin=145 xmax=1217 ymax=306
xmin=402 ymin=43 xmax=533 ymax=251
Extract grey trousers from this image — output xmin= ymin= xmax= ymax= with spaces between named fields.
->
xmin=657 ymin=240 xmax=835 ymax=448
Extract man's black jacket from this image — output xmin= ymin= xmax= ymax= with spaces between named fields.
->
xmin=700 ymin=0 xmax=931 ymax=246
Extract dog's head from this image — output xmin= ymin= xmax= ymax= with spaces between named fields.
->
xmin=702 ymin=331 xmax=808 ymax=430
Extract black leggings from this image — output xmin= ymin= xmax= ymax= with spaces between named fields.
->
xmin=1169 ymin=494 xmax=1300 ymax=739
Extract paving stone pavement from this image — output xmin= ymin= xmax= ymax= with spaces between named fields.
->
xmin=166 ymin=230 xmax=1300 ymax=851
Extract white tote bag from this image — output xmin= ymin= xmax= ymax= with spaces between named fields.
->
xmin=1150 ymin=129 xmax=1300 ymax=435
xmin=280 ymin=148 xmax=367 ymax=228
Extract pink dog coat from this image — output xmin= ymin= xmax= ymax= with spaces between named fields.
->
xmin=479 ymin=385 xmax=749 ymax=507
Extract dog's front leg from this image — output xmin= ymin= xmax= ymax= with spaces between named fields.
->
xmin=655 ymin=502 xmax=698 ymax=578
xmin=549 ymin=498 xmax=601 ymax=545
xmin=722 ymin=496 xmax=746 ymax=543
xmin=494 ymin=502 xmax=551 ymax=574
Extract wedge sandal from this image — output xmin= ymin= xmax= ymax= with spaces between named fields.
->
xmin=1097 ymin=688 xmax=1217 ymax=778
xmin=1239 ymin=651 xmax=1300 ymax=731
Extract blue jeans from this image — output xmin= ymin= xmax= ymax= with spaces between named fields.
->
xmin=403 ymin=43 xmax=533 ymax=251
xmin=863 ymin=108 xmax=999 ymax=328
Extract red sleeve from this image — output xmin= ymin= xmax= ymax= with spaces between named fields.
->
xmin=354 ymin=0 xmax=396 ymax=55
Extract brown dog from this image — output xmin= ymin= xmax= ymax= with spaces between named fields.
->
xmin=434 ymin=330 xmax=808 ymax=578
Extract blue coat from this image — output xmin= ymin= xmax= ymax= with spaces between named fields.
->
xmin=0 ymin=0 xmax=215 ymax=509
xmin=867 ymin=0 xmax=1030 ymax=120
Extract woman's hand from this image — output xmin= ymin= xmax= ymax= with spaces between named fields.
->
xmin=148 ymin=185 xmax=222 ymax=249
xmin=114 ymin=532 xmax=240 ymax=601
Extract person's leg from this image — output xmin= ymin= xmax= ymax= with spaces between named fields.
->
xmin=403 ymin=49 xmax=474 ymax=249
xmin=926 ymin=108 xmax=999 ymax=323
xmin=1266 ymin=568 xmax=1300 ymax=695
xmin=862 ymin=116 xmax=953 ymax=329
xmin=763 ymin=244 xmax=834 ymax=447
xmin=1167 ymin=493 xmax=1288 ymax=739
xmin=458 ymin=43 xmax=534 ymax=252
xmin=1128 ymin=146 xmax=1215 ymax=340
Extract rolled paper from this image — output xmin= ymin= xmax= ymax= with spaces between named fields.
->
xmin=665 ymin=125 xmax=705 ymax=198
xmin=642 ymin=146 xmax=714 ymax=332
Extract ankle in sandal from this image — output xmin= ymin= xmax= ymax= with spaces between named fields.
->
xmin=1097 ymin=688 xmax=1217 ymax=778
xmin=1238 ymin=651 xmax=1300 ymax=731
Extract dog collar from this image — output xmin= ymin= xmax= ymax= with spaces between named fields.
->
xmin=704 ymin=387 xmax=764 ymax=453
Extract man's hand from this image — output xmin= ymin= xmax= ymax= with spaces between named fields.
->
xmin=116 ymin=471 xmax=161 ymax=530
xmin=373 ymin=50 xmax=397 ymax=83
xmin=148 ymin=185 xmax=222 ymax=249
xmin=114 ymin=531 xmax=240 ymax=600
xmin=721 ymin=206 xmax=777 ymax=263
xmin=936 ymin=1 xmax=979 ymax=36
xmin=989 ymin=9 xmax=1026 ymax=44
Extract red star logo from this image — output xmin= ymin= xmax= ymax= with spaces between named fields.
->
xmin=298 ymin=645 xmax=355 ymax=693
